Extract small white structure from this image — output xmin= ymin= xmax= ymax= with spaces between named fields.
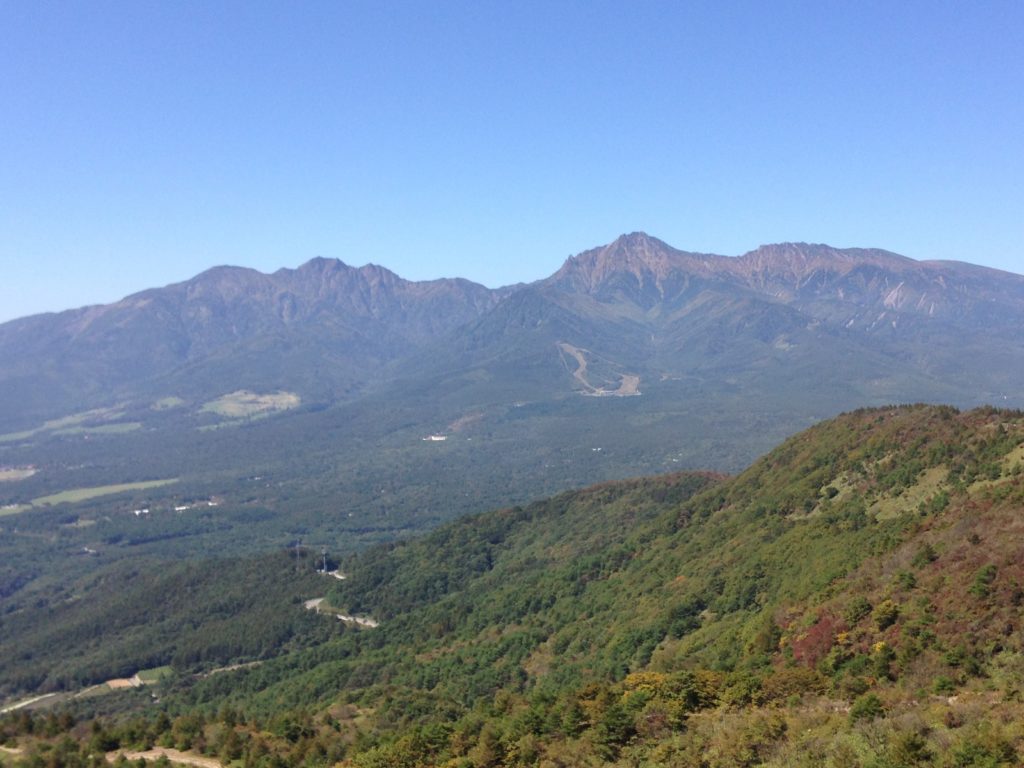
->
xmin=422 ymin=435 xmax=448 ymax=441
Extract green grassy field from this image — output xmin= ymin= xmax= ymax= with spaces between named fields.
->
xmin=200 ymin=390 xmax=300 ymax=419
xmin=0 ymin=468 xmax=36 ymax=482
xmin=31 ymin=479 xmax=178 ymax=507
xmin=53 ymin=422 xmax=142 ymax=436
xmin=0 ymin=406 xmax=130 ymax=443
xmin=152 ymin=396 xmax=186 ymax=410
xmin=0 ymin=429 xmax=38 ymax=444
xmin=136 ymin=665 xmax=173 ymax=684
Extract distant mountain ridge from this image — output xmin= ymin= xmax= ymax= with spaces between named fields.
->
xmin=1 ymin=233 xmax=1022 ymax=430
xmin=0 ymin=257 xmax=506 ymax=424
xmin=551 ymin=233 xmax=1024 ymax=329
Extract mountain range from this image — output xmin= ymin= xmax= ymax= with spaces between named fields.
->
xmin=3 ymin=232 xmax=1023 ymax=432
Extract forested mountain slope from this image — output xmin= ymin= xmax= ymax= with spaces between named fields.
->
xmin=9 ymin=405 xmax=1007 ymax=767
xmin=0 ymin=551 xmax=338 ymax=697
xmin=0 ymin=259 xmax=503 ymax=428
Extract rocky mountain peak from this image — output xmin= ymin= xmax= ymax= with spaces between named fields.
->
xmin=295 ymin=255 xmax=348 ymax=271
xmin=736 ymin=243 xmax=915 ymax=280
xmin=288 ymin=256 xmax=355 ymax=283
xmin=550 ymin=232 xmax=723 ymax=295
xmin=356 ymin=262 xmax=405 ymax=290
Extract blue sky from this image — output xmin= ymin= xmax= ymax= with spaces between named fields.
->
xmin=1 ymin=1 xmax=1022 ymax=322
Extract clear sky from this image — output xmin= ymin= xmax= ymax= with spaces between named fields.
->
xmin=1 ymin=1 xmax=1023 ymax=322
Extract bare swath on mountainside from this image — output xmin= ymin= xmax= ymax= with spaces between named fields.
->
xmin=556 ymin=342 xmax=640 ymax=396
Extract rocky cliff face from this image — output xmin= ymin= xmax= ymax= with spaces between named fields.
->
xmin=546 ymin=233 xmax=1024 ymax=331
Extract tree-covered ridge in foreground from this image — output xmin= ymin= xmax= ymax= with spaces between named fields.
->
xmin=5 ymin=405 xmax=1024 ymax=767
xmin=0 ymin=552 xmax=338 ymax=696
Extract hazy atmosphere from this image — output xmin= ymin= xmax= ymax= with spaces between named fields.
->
xmin=2 ymin=1 xmax=1023 ymax=322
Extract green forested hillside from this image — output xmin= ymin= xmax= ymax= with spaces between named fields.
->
xmin=0 ymin=551 xmax=338 ymax=697
xmin=4 ymin=405 xmax=1024 ymax=767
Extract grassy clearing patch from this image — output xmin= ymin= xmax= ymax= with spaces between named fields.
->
xmin=42 ymin=407 xmax=126 ymax=430
xmin=0 ymin=406 xmax=129 ymax=443
xmin=0 ymin=505 xmax=32 ymax=517
xmin=137 ymin=665 xmax=173 ymax=684
xmin=0 ymin=468 xmax=36 ymax=482
xmin=53 ymin=422 xmax=142 ymax=436
xmin=1001 ymin=442 xmax=1024 ymax=472
xmin=74 ymin=684 xmax=115 ymax=700
xmin=0 ymin=430 xmax=37 ymax=444
xmin=871 ymin=465 xmax=947 ymax=520
xmin=152 ymin=396 xmax=186 ymax=410
xmin=31 ymin=479 xmax=178 ymax=507
xmin=200 ymin=390 xmax=300 ymax=420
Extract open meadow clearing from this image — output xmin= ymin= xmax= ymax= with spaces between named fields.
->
xmin=0 ymin=467 xmax=36 ymax=482
xmin=31 ymin=479 xmax=178 ymax=507
xmin=200 ymin=390 xmax=300 ymax=419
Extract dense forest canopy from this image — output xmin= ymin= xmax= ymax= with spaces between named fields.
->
xmin=3 ymin=405 xmax=1024 ymax=766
